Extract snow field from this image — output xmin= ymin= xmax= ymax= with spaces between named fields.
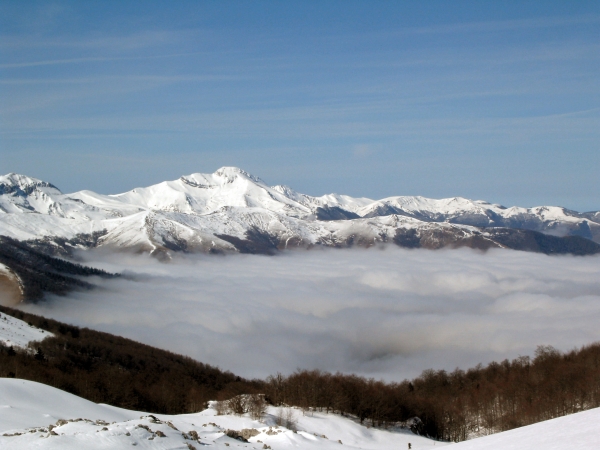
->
xmin=0 ymin=379 xmax=441 ymax=450
xmin=450 ymin=406 xmax=600 ymax=449
xmin=2 ymin=378 xmax=600 ymax=449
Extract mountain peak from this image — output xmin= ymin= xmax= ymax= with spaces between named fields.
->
xmin=213 ymin=166 xmax=262 ymax=183
xmin=179 ymin=167 xmax=264 ymax=190
xmin=0 ymin=173 xmax=61 ymax=195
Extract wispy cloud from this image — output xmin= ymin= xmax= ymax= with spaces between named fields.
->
xmin=389 ymin=14 xmax=600 ymax=36
xmin=0 ymin=51 xmax=218 ymax=69
xmin=3 ymin=103 xmax=598 ymax=144
xmin=0 ymin=74 xmax=247 ymax=85
xmin=0 ymin=30 xmax=191 ymax=52
xmin=21 ymin=248 xmax=600 ymax=381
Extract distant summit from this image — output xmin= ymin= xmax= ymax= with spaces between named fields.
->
xmin=0 ymin=173 xmax=61 ymax=196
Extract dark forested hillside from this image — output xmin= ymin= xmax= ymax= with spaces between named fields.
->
xmin=0 ymin=306 xmax=262 ymax=413
xmin=2 ymin=305 xmax=600 ymax=442
xmin=0 ymin=236 xmax=115 ymax=301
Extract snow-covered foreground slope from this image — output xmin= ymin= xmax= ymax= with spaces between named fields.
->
xmin=0 ymin=379 xmax=140 ymax=435
xmin=0 ymin=379 xmax=442 ymax=450
xmin=2 ymin=379 xmax=600 ymax=450
xmin=0 ymin=311 xmax=52 ymax=349
xmin=0 ymin=167 xmax=598 ymax=257
xmin=451 ymin=407 xmax=600 ymax=449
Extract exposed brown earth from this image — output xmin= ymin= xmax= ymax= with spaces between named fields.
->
xmin=0 ymin=269 xmax=22 ymax=306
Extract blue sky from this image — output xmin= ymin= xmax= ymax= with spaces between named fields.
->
xmin=1 ymin=1 xmax=599 ymax=211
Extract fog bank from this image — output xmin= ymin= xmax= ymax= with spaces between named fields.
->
xmin=22 ymin=247 xmax=600 ymax=381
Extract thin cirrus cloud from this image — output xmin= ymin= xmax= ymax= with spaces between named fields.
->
xmin=0 ymin=50 xmax=221 ymax=70
xmin=4 ymin=108 xmax=596 ymax=142
xmin=0 ymin=29 xmax=191 ymax=51
xmin=391 ymin=14 xmax=600 ymax=36
xmin=0 ymin=55 xmax=173 ymax=69
xmin=22 ymin=247 xmax=600 ymax=381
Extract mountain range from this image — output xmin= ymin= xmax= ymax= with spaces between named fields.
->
xmin=0 ymin=167 xmax=600 ymax=256
xmin=1 ymin=167 xmax=599 ymax=259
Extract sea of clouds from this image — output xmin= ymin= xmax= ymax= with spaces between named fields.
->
xmin=21 ymin=247 xmax=600 ymax=381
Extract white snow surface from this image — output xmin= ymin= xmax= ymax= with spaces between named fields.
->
xmin=0 ymin=167 xmax=597 ymax=251
xmin=450 ymin=406 xmax=600 ymax=450
xmin=0 ymin=311 xmax=52 ymax=349
xmin=0 ymin=379 xmax=442 ymax=450
xmin=2 ymin=379 xmax=599 ymax=449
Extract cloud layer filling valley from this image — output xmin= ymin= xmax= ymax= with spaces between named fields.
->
xmin=23 ymin=247 xmax=600 ymax=381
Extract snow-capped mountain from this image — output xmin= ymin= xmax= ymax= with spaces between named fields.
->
xmin=0 ymin=167 xmax=598 ymax=257
xmin=358 ymin=196 xmax=597 ymax=241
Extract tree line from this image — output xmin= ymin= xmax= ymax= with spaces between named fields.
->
xmin=2 ymin=305 xmax=600 ymax=441
xmin=262 ymin=343 xmax=600 ymax=441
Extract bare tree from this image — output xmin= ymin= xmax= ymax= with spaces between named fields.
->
xmin=275 ymin=407 xmax=298 ymax=431
xmin=248 ymin=394 xmax=268 ymax=420
xmin=214 ymin=400 xmax=230 ymax=415
xmin=227 ymin=395 xmax=248 ymax=416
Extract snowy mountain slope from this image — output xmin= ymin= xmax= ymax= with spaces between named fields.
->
xmin=98 ymin=208 xmax=500 ymax=255
xmin=358 ymin=196 xmax=600 ymax=242
xmin=0 ymin=174 xmax=63 ymax=215
xmin=0 ymin=173 xmax=142 ymax=220
xmin=0 ymin=379 xmax=442 ymax=450
xmin=0 ymin=168 xmax=598 ymax=257
xmin=271 ymin=184 xmax=373 ymax=214
xmin=0 ymin=311 xmax=52 ymax=349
